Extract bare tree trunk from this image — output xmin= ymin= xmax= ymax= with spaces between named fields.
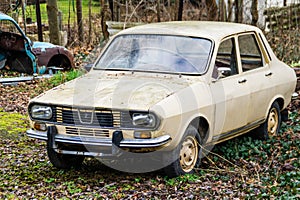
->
xmin=235 ymin=0 xmax=243 ymax=23
xmin=47 ymin=0 xmax=61 ymax=45
xmin=219 ymin=0 xmax=227 ymax=21
xmin=227 ymin=0 xmax=233 ymax=22
xmin=22 ymin=1 xmax=27 ymax=34
xmin=88 ymin=0 xmax=92 ymax=44
xmin=108 ymin=0 xmax=114 ymax=21
xmin=206 ymin=0 xmax=218 ymax=21
xmin=76 ymin=0 xmax=84 ymax=42
xmin=178 ymin=0 xmax=184 ymax=21
xmin=157 ymin=0 xmax=161 ymax=22
xmin=101 ymin=0 xmax=109 ymax=41
xmin=117 ymin=2 xmax=120 ymax=22
xmin=67 ymin=0 xmax=71 ymax=45
xmin=174 ymin=0 xmax=178 ymax=20
xmin=283 ymin=0 xmax=287 ymax=6
xmin=251 ymin=0 xmax=258 ymax=26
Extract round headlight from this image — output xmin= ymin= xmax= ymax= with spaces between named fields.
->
xmin=31 ymin=105 xmax=53 ymax=120
xmin=132 ymin=113 xmax=156 ymax=128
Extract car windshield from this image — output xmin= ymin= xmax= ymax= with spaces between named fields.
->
xmin=94 ymin=34 xmax=212 ymax=74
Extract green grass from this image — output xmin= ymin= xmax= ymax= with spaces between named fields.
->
xmin=48 ymin=69 xmax=86 ymax=86
xmin=25 ymin=0 xmax=101 ymax=25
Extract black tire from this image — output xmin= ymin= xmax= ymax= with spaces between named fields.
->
xmin=256 ymin=101 xmax=281 ymax=140
xmin=163 ymin=126 xmax=202 ymax=177
xmin=47 ymin=145 xmax=84 ymax=169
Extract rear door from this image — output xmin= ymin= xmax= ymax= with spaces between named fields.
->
xmin=237 ymin=32 xmax=274 ymax=123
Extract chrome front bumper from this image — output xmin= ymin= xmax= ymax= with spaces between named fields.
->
xmin=26 ymin=127 xmax=171 ymax=157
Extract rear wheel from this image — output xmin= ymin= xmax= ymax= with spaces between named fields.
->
xmin=163 ymin=126 xmax=202 ymax=177
xmin=256 ymin=101 xmax=281 ymax=140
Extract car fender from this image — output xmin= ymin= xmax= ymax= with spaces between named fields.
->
xmin=151 ymin=81 xmax=214 ymax=150
xmin=58 ymin=48 xmax=75 ymax=68
xmin=32 ymin=42 xmax=74 ymax=68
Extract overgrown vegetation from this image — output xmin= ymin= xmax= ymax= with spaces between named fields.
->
xmin=0 ymin=68 xmax=299 ymax=198
xmin=0 ymin=110 xmax=299 ymax=198
xmin=0 ymin=11 xmax=299 ymax=196
xmin=48 ymin=69 xmax=86 ymax=86
xmin=266 ymin=29 xmax=300 ymax=66
xmin=26 ymin=0 xmax=101 ymax=24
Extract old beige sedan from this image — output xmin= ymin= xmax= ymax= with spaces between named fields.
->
xmin=27 ymin=21 xmax=297 ymax=177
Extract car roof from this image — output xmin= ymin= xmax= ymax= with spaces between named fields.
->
xmin=118 ymin=21 xmax=260 ymax=41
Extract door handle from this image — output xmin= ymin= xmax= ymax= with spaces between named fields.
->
xmin=238 ymin=78 xmax=247 ymax=83
xmin=265 ymin=71 xmax=273 ymax=77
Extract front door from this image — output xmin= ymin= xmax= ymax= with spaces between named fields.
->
xmin=210 ymin=37 xmax=250 ymax=138
xmin=0 ymin=18 xmax=36 ymax=74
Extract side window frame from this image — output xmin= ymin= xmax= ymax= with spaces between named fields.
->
xmin=237 ymin=32 xmax=266 ymax=72
xmin=213 ymin=36 xmax=239 ymax=79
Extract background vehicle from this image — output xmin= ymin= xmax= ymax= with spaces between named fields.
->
xmin=0 ymin=12 xmax=74 ymax=75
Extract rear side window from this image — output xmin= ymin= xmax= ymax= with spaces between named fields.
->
xmin=238 ymin=34 xmax=263 ymax=72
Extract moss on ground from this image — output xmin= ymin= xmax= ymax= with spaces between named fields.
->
xmin=0 ymin=109 xmax=29 ymax=140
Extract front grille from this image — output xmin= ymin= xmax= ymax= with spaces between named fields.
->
xmin=66 ymin=127 xmax=109 ymax=137
xmin=53 ymin=106 xmax=121 ymax=128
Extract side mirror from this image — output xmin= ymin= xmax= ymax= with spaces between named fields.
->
xmin=217 ymin=67 xmax=231 ymax=79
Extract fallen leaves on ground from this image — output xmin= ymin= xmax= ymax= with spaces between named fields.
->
xmin=0 ymin=78 xmax=299 ymax=199
xmin=0 ymin=45 xmax=299 ymax=199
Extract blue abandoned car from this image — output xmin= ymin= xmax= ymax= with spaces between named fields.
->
xmin=0 ymin=12 xmax=74 ymax=75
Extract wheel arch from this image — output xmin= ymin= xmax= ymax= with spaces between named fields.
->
xmin=264 ymin=96 xmax=285 ymax=120
xmin=275 ymin=97 xmax=284 ymax=110
xmin=47 ymin=54 xmax=73 ymax=70
xmin=267 ymin=96 xmax=285 ymax=112
xmin=188 ymin=116 xmax=210 ymax=144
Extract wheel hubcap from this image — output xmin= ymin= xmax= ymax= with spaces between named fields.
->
xmin=179 ymin=136 xmax=198 ymax=173
xmin=268 ymin=108 xmax=279 ymax=136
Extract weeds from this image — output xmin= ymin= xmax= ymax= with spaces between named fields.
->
xmin=47 ymin=69 xmax=86 ymax=87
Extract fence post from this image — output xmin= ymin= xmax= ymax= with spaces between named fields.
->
xmin=36 ymin=0 xmax=43 ymax=42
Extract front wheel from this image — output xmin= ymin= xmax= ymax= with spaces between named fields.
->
xmin=163 ymin=126 xmax=202 ymax=177
xmin=256 ymin=101 xmax=281 ymax=140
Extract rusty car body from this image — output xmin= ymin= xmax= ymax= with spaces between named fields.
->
xmin=27 ymin=21 xmax=297 ymax=177
xmin=0 ymin=12 xmax=74 ymax=74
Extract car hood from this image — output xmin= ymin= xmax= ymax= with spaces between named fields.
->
xmin=33 ymin=70 xmax=191 ymax=110
xmin=32 ymin=41 xmax=67 ymax=51
xmin=33 ymin=41 xmax=58 ymax=49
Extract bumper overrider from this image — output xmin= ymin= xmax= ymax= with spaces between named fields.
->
xmin=26 ymin=126 xmax=171 ymax=157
